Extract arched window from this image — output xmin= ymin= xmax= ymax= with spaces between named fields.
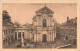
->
xmin=43 ymin=19 xmax=47 ymax=27
xmin=65 ymin=35 xmax=68 ymax=40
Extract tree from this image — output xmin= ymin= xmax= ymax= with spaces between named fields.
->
xmin=2 ymin=10 xmax=11 ymax=22
xmin=2 ymin=10 xmax=14 ymax=25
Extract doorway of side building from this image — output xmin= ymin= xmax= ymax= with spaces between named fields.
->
xmin=65 ymin=35 xmax=68 ymax=40
xmin=42 ymin=34 xmax=47 ymax=42
xmin=8 ymin=37 xmax=10 ymax=45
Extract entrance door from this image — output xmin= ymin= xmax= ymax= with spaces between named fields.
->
xmin=42 ymin=34 xmax=47 ymax=42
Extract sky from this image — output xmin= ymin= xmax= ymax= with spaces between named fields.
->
xmin=2 ymin=3 xmax=77 ymax=25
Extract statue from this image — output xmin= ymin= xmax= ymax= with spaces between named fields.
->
xmin=21 ymin=35 xmax=25 ymax=47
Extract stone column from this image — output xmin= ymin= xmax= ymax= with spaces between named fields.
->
xmin=21 ymin=32 xmax=22 ymax=40
xmin=52 ymin=31 xmax=54 ymax=41
xmin=50 ymin=33 xmax=51 ymax=41
xmin=36 ymin=31 xmax=37 ymax=43
xmin=34 ymin=34 xmax=36 ymax=42
xmin=30 ymin=31 xmax=32 ymax=39
xmin=52 ymin=31 xmax=53 ymax=42
xmin=51 ymin=32 xmax=53 ymax=41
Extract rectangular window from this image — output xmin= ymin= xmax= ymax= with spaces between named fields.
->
xmin=11 ymin=36 xmax=13 ymax=41
xmin=4 ymin=30 xmax=5 ymax=35
xmin=5 ymin=39 xmax=7 ymax=43
xmin=6 ymin=30 xmax=7 ymax=35
xmin=22 ymin=32 xmax=24 ymax=38
xmin=11 ymin=29 xmax=14 ymax=33
xmin=18 ymin=32 xmax=21 ymax=38
xmin=3 ymin=40 xmax=5 ymax=45
xmin=15 ymin=32 xmax=17 ymax=40
xmin=33 ymin=34 xmax=34 ymax=40
xmin=9 ymin=29 xmax=10 ymax=34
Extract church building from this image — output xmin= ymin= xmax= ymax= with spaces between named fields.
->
xmin=32 ymin=6 xmax=56 ymax=43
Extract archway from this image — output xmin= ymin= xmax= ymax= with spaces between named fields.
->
xmin=42 ymin=34 xmax=47 ymax=42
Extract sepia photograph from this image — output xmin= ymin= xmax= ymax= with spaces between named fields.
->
xmin=2 ymin=3 xmax=77 ymax=49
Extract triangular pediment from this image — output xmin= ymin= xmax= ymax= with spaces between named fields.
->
xmin=36 ymin=6 xmax=54 ymax=14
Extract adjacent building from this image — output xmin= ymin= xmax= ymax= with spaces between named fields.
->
xmin=2 ymin=10 xmax=14 ymax=47
xmin=56 ymin=17 xmax=77 ymax=45
xmin=14 ymin=24 xmax=33 ymax=41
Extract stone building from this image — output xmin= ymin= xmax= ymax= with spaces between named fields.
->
xmin=32 ymin=6 xmax=56 ymax=43
xmin=2 ymin=10 xmax=14 ymax=47
xmin=14 ymin=24 xmax=33 ymax=41
xmin=56 ymin=17 xmax=77 ymax=45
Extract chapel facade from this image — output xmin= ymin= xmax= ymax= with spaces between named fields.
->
xmin=32 ymin=6 xmax=56 ymax=42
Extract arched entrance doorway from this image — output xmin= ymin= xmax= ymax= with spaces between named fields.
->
xmin=42 ymin=34 xmax=47 ymax=42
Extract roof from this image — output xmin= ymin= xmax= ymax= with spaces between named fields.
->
xmin=36 ymin=6 xmax=54 ymax=14
xmin=3 ymin=20 xmax=13 ymax=26
xmin=62 ymin=18 xmax=77 ymax=26
xmin=22 ymin=23 xmax=33 ymax=28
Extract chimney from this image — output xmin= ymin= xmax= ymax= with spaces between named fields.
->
xmin=67 ymin=17 xmax=69 ymax=22
xmin=75 ymin=17 xmax=77 ymax=20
